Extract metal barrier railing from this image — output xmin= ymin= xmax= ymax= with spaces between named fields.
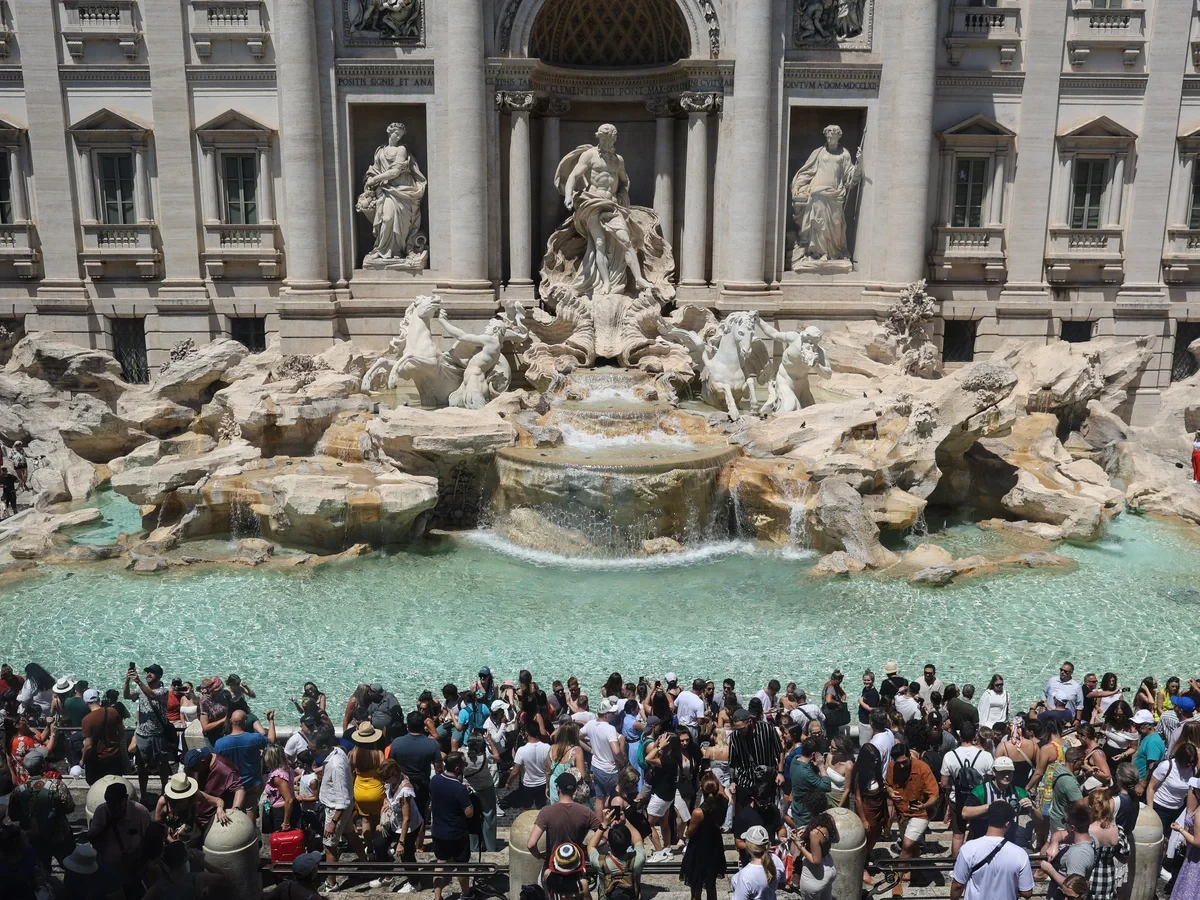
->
xmin=869 ymin=853 xmax=1049 ymax=899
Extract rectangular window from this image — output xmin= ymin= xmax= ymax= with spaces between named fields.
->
xmin=942 ymin=319 xmax=978 ymax=364
xmin=230 ymin=316 xmax=266 ymax=353
xmin=223 ymin=154 xmax=258 ymax=225
xmin=0 ymin=154 xmax=12 ymax=226
xmin=1189 ymin=165 xmax=1200 ymax=231
xmin=1060 ymin=320 xmax=1095 ymax=344
xmin=1172 ymin=321 xmax=1200 ymax=382
xmin=967 ymin=0 xmax=999 ymax=6
xmin=110 ymin=317 xmax=149 ymax=384
xmin=98 ymin=153 xmax=135 ymax=226
xmin=953 ymin=158 xmax=989 ymax=228
xmin=1091 ymin=0 xmax=1123 ymax=8
xmin=1070 ymin=159 xmax=1107 ymax=230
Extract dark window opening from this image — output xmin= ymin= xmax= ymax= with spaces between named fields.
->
xmin=230 ymin=316 xmax=266 ymax=353
xmin=941 ymin=319 xmax=978 ymax=363
xmin=0 ymin=153 xmax=12 ymax=226
xmin=110 ymin=317 xmax=149 ymax=384
xmin=1172 ymin=321 xmax=1200 ymax=382
xmin=98 ymin=153 xmax=136 ymax=226
xmin=1060 ymin=320 xmax=1095 ymax=344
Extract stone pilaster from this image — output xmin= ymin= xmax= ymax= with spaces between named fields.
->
xmin=144 ymin=0 xmax=206 ymax=291
xmin=1000 ymin=0 xmax=1068 ymax=293
xmin=721 ymin=0 xmax=774 ymax=293
xmin=14 ymin=0 xmax=85 ymax=294
xmin=498 ymin=92 xmax=535 ymax=289
xmin=680 ymin=92 xmax=719 ymax=287
xmin=275 ymin=0 xmax=330 ymax=295
xmin=538 ymin=98 xmax=570 ymax=256
xmin=648 ymin=98 xmax=679 ymax=249
xmin=445 ymin=0 xmax=490 ymax=291
xmin=872 ymin=0 xmax=937 ymax=286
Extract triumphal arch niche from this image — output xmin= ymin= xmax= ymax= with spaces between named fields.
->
xmin=493 ymin=0 xmax=729 ymax=302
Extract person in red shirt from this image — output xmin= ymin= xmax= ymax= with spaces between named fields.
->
xmin=0 ymin=663 xmax=25 ymax=717
xmin=183 ymin=747 xmax=245 ymax=821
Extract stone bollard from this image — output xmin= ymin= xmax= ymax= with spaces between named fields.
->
xmin=1127 ymin=803 xmax=1165 ymax=900
xmin=203 ymin=809 xmax=263 ymax=900
xmin=828 ymin=807 xmax=867 ymax=900
xmin=85 ymin=775 xmax=138 ymax=825
xmin=507 ymin=810 xmax=544 ymax=900
xmin=183 ymin=719 xmax=207 ymax=752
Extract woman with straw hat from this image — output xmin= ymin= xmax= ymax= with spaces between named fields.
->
xmin=350 ymin=720 xmax=386 ymax=843
xmin=155 ymin=771 xmax=230 ymax=846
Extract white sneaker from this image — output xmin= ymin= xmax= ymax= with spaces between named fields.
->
xmin=397 ymin=883 xmax=416 ymax=894
xmin=319 ymin=883 xmax=339 ymax=895
xmin=649 ymin=848 xmax=673 ymax=862
xmin=369 ymin=878 xmax=395 ymax=889
xmin=496 ymin=807 xmax=505 ymax=817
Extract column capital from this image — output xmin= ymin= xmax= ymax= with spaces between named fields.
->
xmin=535 ymin=95 xmax=571 ymax=118
xmin=495 ymin=91 xmax=536 ymax=114
xmin=646 ymin=97 xmax=681 ymax=118
xmin=680 ymin=92 xmax=722 ymax=115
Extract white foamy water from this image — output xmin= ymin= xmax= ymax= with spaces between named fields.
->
xmin=575 ymin=386 xmax=642 ymax=404
xmin=464 ymin=529 xmax=787 ymax=570
xmin=556 ymin=422 xmax=695 ymax=449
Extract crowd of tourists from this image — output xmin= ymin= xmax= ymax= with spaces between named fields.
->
xmin=3 ymin=658 xmax=1200 ymax=900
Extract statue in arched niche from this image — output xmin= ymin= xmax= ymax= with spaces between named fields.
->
xmin=356 ymin=122 xmax=428 ymax=271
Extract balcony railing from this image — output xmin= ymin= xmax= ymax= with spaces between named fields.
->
xmin=81 ymin=222 xmax=159 ymax=279
xmin=1067 ymin=3 xmax=1145 ymax=67
xmin=202 ymin=222 xmax=281 ymax=279
xmin=1162 ymin=228 xmax=1200 ymax=283
xmin=944 ymin=3 xmax=1021 ymax=66
xmin=930 ymin=225 xmax=1007 ymax=281
xmin=1046 ymin=226 xmax=1124 ymax=282
xmin=62 ymin=0 xmax=141 ymax=59
xmin=189 ymin=0 xmax=267 ymax=58
xmin=0 ymin=221 xmax=39 ymax=278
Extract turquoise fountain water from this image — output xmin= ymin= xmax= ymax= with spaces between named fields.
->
xmin=3 ymin=489 xmax=1199 ymax=719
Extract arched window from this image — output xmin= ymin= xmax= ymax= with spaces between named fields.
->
xmin=530 ymin=0 xmax=690 ymax=67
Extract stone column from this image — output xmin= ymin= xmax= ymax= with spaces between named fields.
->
xmin=680 ymin=92 xmax=719 ymax=287
xmin=648 ymin=98 xmax=678 ymax=247
xmin=134 ymin=146 xmax=153 ymax=223
xmin=873 ymin=0 xmax=937 ymax=284
xmin=1104 ymin=155 xmax=1126 ymax=229
xmin=78 ymin=150 xmax=97 ymax=223
xmin=987 ymin=153 xmax=1007 ymax=227
xmin=274 ymin=0 xmax=330 ymax=293
xmin=257 ymin=144 xmax=273 ymax=221
xmin=497 ymin=92 xmax=535 ymax=289
xmin=10 ymin=148 xmax=26 ymax=222
xmin=445 ymin=0 xmax=490 ymax=290
xmin=201 ymin=145 xmax=221 ymax=224
xmin=538 ymin=98 xmax=569 ymax=252
xmin=722 ymin=0 xmax=774 ymax=292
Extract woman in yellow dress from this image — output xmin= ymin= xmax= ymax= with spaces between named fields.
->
xmin=351 ymin=720 xmax=386 ymax=842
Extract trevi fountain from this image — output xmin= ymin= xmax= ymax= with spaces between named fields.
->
xmin=2 ymin=124 xmax=1199 ymax=705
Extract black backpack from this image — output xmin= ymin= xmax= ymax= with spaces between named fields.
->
xmin=951 ymin=749 xmax=987 ymax=806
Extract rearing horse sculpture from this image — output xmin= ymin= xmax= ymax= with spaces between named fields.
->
xmin=699 ymin=311 xmax=768 ymax=422
xmin=359 ymin=295 xmax=463 ymax=407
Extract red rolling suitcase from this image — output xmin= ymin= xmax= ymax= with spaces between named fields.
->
xmin=270 ymin=828 xmax=305 ymax=864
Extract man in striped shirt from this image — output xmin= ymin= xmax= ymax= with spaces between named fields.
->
xmin=728 ymin=703 xmax=783 ymax=811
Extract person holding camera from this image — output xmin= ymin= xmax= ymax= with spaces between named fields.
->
xmin=124 ymin=663 xmax=172 ymax=799
xmin=588 ymin=807 xmax=646 ymax=900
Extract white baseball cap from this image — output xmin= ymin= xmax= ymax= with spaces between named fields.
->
xmin=1132 ymin=709 xmax=1155 ymax=726
xmin=665 ymin=672 xmax=678 ymax=684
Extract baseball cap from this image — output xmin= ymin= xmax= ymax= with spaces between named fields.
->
xmin=987 ymin=800 xmax=1016 ymax=828
xmin=1132 ymin=709 xmax=1155 ymax=726
xmin=645 ymin=716 xmax=662 ymax=730
xmin=292 ymin=851 xmax=323 ymax=879
xmin=182 ymin=747 xmax=212 ymax=770
xmin=83 ymin=689 xmax=100 ymax=703
xmin=144 ymin=664 xmax=164 ymax=679
xmin=1176 ymin=696 xmax=1196 ymax=714
xmin=599 ymin=696 xmax=618 ymax=715
xmin=665 ymin=672 xmax=678 ymax=684
xmin=556 ymin=771 xmax=578 ymax=794
xmin=368 ymin=683 xmax=383 ymax=693
xmin=992 ymin=756 xmax=1015 ymax=773
xmin=732 ymin=709 xmax=751 ymax=723
xmin=740 ymin=825 xmax=769 ymax=847
xmin=490 ymin=700 xmax=509 ymax=712
xmin=479 ymin=666 xmax=491 ymax=677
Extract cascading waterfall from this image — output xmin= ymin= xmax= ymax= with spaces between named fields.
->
xmin=229 ymin=488 xmax=261 ymax=540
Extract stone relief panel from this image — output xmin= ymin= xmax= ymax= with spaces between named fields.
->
xmin=792 ymin=0 xmax=873 ymax=51
xmin=344 ymin=0 xmax=424 ymax=46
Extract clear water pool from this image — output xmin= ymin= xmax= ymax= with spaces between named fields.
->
xmin=2 ymin=496 xmax=1198 ymax=723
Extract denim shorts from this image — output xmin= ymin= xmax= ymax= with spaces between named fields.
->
xmin=592 ymin=768 xmax=618 ymax=799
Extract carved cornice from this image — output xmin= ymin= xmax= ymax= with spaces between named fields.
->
xmin=935 ymin=72 xmax=1025 ymax=94
xmin=488 ymin=59 xmax=731 ymax=99
xmin=185 ymin=64 xmax=277 ymax=83
xmin=783 ymin=63 xmax=881 ymax=92
xmin=1059 ymin=73 xmax=1148 ymax=95
xmin=334 ymin=61 xmax=435 ymax=90
xmin=495 ymin=90 xmax=536 ymax=112
xmin=58 ymin=65 xmax=150 ymax=83
xmin=679 ymin=91 xmax=721 ymax=114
